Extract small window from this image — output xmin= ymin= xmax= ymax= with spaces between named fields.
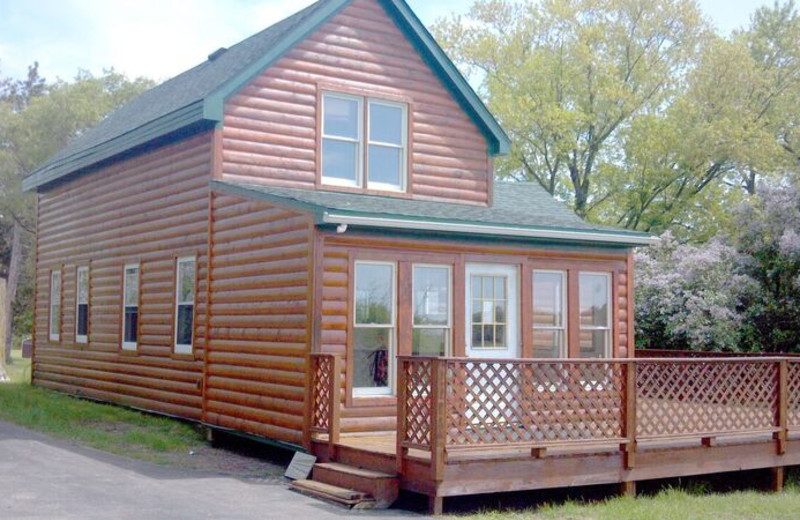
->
xmin=353 ymin=261 xmax=395 ymax=396
xmin=579 ymin=272 xmax=611 ymax=358
xmin=470 ymin=275 xmax=507 ymax=349
xmin=49 ymin=270 xmax=61 ymax=342
xmin=412 ymin=265 xmax=451 ymax=356
xmin=76 ymin=266 xmax=89 ymax=344
xmin=322 ymin=93 xmax=362 ymax=187
xmin=532 ymin=271 xmax=567 ymax=357
xmin=367 ymin=100 xmax=406 ymax=191
xmin=122 ymin=264 xmax=140 ymax=351
xmin=174 ymin=257 xmax=196 ymax=354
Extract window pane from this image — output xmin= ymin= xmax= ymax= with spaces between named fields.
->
xmin=369 ymin=103 xmax=402 ymax=144
xmin=580 ymin=273 xmax=609 ymax=327
xmin=533 ymin=330 xmax=562 ymax=358
xmin=124 ymin=307 xmax=138 ymax=344
xmin=322 ymin=139 xmax=358 ymax=183
xmin=482 ymin=277 xmax=494 ymax=300
xmin=367 ymin=145 xmax=401 ymax=188
xmin=178 ymin=260 xmax=196 ymax=303
xmin=353 ymin=328 xmax=391 ymax=390
xmin=124 ymin=267 xmax=139 ymax=307
xmin=77 ymin=304 xmax=88 ymax=337
xmin=413 ymin=266 xmax=449 ymax=326
xmin=355 ymin=263 xmax=394 ymax=325
xmin=412 ymin=328 xmax=447 ymax=357
xmin=51 ymin=272 xmax=61 ymax=303
xmin=580 ymin=330 xmax=608 ymax=358
xmin=533 ymin=272 xmax=564 ymax=327
xmin=176 ymin=304 xmax=194 ymax=346
xmin=324 ymin=96 xmax=359 ymax=138
xmin=77 ymin=269 xmax=89 ymax=305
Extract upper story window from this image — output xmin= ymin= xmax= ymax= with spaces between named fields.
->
xmin=321 ymin=92 xmax=407 ymax=192
xmin=76 ymin=266 xmax=89 ymax=344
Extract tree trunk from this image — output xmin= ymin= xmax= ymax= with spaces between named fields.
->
xmin=0 ymin=278 xmax=8 ymax=382
xmin=4 ymin=220 xmax=22 ymax=365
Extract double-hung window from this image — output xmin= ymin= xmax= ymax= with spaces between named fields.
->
xmin=122 ymin=264 xmax=140 ymax=351
xmin=174 ymin=257 xmax=196 ymax=354
xmin=321 ymin=92 xmax=406 ymax=191
xmin=49 ymin=270 xmax=61 ymax=342
xmin=412 ymin=265 xmax=451 ymax=356
xmin=76 ymin=266 xmax=89 ymax=344
xmin=579 ymin=272 xmax=611 ymax=358
xmin=353 ymin=261 xmax=396 ymax=396
xmin=532 ymin=270 xmax=567 ymax=357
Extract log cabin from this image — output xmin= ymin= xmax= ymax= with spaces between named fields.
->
xmin=25 ymin=0 xmax=800 ymax=514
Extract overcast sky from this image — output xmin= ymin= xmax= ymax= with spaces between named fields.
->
xmin=0 ymin=0 xmax=775 ymax=84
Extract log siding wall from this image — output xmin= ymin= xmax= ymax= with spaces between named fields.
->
xmin=205 ymin=193 xmax=314 ymax=445
xmin=221 ymin=0 xmax=492 ymax=205
xmin=33 ymin=133 xmax=213 ymax=419
xmin=317 ymin=232 xmax=632 ymax=434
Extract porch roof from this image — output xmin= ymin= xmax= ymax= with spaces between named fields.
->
xmin=211 ymin=180 xmax=657 ymax=247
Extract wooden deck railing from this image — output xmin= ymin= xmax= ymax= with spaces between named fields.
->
xmin=397 ymin=356 xmax=800 ymax=471
xmin=310 ymin=353 xmax=342 ymax=445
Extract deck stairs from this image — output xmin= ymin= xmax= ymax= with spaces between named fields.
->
xmin=290 ymin=461 xmax=400 ymax=509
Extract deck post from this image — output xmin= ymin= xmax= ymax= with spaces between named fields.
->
xmin=329 ymin=354 xmax=342 ymax=461
xmin=776 ymin=359 xmax=788 ymax=456
xmin=620 ymin=480 xmax=636 ymax=497
xmin=622 ymin=360 xmax=637 ymax=470
xmin=428 ymin=495 xmax=444 ymax=516
xmin=430 ymin=358 xmax=447 ymax=483
xmin=396 ymin=358 xmax=408 ymax=475
xmin=772 ymin=467 xmax=785 ymax=493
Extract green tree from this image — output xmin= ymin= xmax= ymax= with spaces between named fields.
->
xmin=0 ymin=65 xmax=153 ymax=380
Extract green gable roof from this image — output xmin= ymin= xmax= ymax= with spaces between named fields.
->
xmin=211 ymin=180 xmax=656 ymax=247
xmin=24 ymin=0 xmax=511 ymax=192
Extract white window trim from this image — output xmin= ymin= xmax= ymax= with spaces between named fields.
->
xmin=321 ymin=92 xmax=363 ymax=188
xmin=411 ymin=264 xmax=452 ymax=357
xmin=579 ymin=271 xmax=612 ymax=358
xmin=532 ymin=269 xmax=567 ymax=358
xmin=49 ymin=270 xmax=61 ymax=342
xmin=121 ymin=263 xmax=140 ymax=351
xmin=353 ymin=260 xmax=396 ymax=397
xmin=366 ymin=99 xmax=407 ymax=192
xmin=174 ymin=257 xmax=196 ymax=355
xmin=75 ymin=266 xmax=89 ymax=344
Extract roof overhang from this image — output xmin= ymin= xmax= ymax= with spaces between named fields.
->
xmin=321 ymin=212 xmax=659 ymax=247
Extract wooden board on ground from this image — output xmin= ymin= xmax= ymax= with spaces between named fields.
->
xmin=285 ymin=452 xmax=316 ymax=480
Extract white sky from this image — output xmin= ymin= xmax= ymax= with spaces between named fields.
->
xmin=0 ymin=0 xmax=775 ymax=83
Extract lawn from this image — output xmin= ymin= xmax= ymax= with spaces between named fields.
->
xmin=0 ymin=349 xmax=205 ymax=464
xmin=454 ymin=486 xmax=800 ymax=520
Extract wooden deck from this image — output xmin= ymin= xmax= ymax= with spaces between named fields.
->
xmin=309 ymin=354 xmax=800 ymax=514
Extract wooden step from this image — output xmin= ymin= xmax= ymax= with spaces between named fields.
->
xmin=290 ymin=479 xmax=377 ymax=509
xmin=313 ymin=462 xmax=399 ymax=508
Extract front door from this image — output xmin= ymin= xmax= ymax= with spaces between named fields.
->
xmin=464 ymin=263 xmax=519 ymax=359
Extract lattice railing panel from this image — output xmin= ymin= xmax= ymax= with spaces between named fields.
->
xmin=401 ymin=359 xmax=433 ymax=449
xmin=443 ymin=360 xmax=625 ymax=447
xmin=636 ymin=360 xmax=778 ymax=438
xmin=788 ymin=361 xmax=800 ymax=428
xmin=311 ymin=354 xmax=333 ymax=432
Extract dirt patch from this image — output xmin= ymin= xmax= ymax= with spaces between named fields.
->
xmin=154 ymin=441 xmax=290 ymax=480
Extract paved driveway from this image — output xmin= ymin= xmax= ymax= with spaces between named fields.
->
xmin=0 ymin=421 xmax=420 ymax=519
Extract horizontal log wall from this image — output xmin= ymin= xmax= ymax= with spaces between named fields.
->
xmin=318 ymin=231 xmax=632 ymax=434
xmin=206 ymin=193 xmax=314 ymax=445
xmin=33 ymin=133 xmax=213 ymax=419
xmin=222 ymin=0 xmax=492 ymax=205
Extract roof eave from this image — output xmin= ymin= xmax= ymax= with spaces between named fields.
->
xmin=321 ymin=212 xmax=658 ymax=247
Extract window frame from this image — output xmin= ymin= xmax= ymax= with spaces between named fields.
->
xmin=578 ymin=271 xmax=612 ymax=358
xmin=321 ymin=92 xmax=364 ymax=188
xmin=411 ymin=264 xmax=452 ymax=357
xmin=173 ymin=256 xmax=197 ymax=355
xmin=352 ymin=260 xmax=397 ymax=397
xmin=49 ymin=270 xmax=61 ymax=342
xmin=75 ymin=265 xmax=89 ymax=344
xmin=121 ymin=263 xmax=140 ymax=352
xmin=532 ymin=269 xmax=568 ymax=358
xmin=366 ymin=98 xmax=407 ymax=192
xmin=468 ymin=273 xmax=510 ymax=350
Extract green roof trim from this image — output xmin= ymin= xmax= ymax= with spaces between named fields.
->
xmin=26 ymin=0 xmax=511 ymax=192
xmin=210 ymin=180 xmax=657 ymax=248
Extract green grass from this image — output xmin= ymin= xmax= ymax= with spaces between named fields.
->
xmin=0 ymin=350 xmax=205 ymax=464
xmin=452 ymin=486 xmax=800 ymax=520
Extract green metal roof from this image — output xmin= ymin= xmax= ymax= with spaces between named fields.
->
xmin=24 ymin=0 xmax=511 ymax=192
xmin=211 ymin=180 xmax=656 ymax=247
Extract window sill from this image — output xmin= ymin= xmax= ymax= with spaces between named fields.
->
xmin=348 ymin=395 xmax=397 ymax=408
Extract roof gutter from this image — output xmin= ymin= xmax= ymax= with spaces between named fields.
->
xmin=321 ymin=212 xmax=659 ymax=246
